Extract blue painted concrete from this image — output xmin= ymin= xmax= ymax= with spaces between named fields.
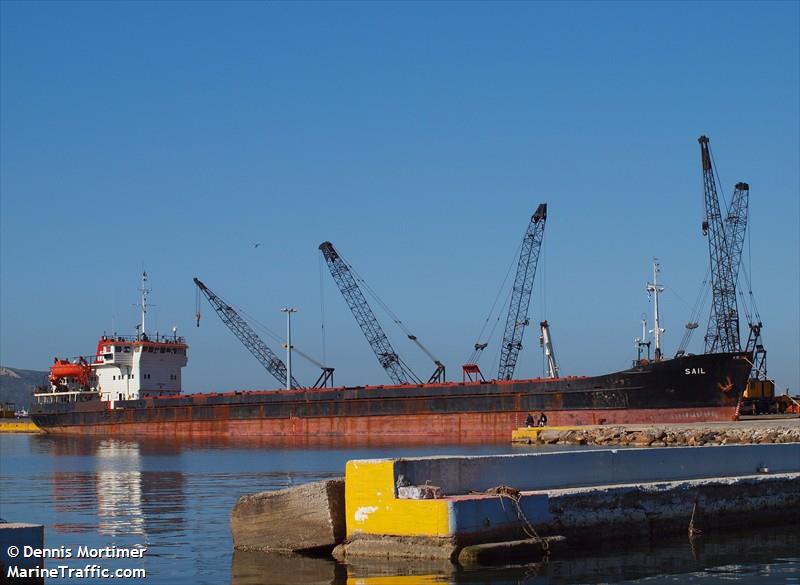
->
xmin=447 ymin=494 xmax=550 ymax=536
xmin=0 ymin=523 xmax=44 ymax=573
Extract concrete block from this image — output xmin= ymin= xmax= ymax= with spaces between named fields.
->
xmin=231 ymin=479 xmax=345 ymax=553
xmin=458 ymin=535 xmax=567 ymax=566
xmin=343 ymin=534 xmax=459 ymax=560
xmin=343 ymin=458 xmax=550 ymax=558
xmin=340 ymin=445 xmax=800 ymax=560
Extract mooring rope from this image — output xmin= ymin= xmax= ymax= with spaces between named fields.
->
xmin=485 ymin=485 xmax=548 ymax=551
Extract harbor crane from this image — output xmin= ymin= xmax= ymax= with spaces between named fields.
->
xmin=319 ymin=241 xmax=445 ymax=385
xmin=723 ymin=181 xmax=768 ymax=377
xmin=497 ymin=203 xmax=548 ymax=380
xmin=698 ymin=136 xmax=741 ymax=353
xmin=723 ymin=181 xmax=768 ymax=381
xmin=726 ymin=182 xmax=769 ymax=384
xmin=696 ymin=137 xmax=770 ymax=394
xmin=194 ymin=278 xmax=334 ymax=389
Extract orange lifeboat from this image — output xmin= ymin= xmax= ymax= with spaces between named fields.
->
xmin=49 ymin=357 xmax=91 ymax=387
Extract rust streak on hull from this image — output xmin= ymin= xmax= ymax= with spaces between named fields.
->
xmin=39 ymin=406 xmax=738 ymax=440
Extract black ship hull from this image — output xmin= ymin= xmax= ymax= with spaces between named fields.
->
xmin=31 ymin=352 xmax=752 ymax=441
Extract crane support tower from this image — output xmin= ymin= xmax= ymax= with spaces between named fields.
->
xmin=193 ymin=277 xmax=303 ymax=389
xmin=498 ymin=203 xmax=548 ymax=381
xmin=539 ymin=320 xmax=559 ymax=379
xmin=698 ymin=136 xmax=741 ymax=353
xmin=319 ymin=242 xmax=421 ymax=385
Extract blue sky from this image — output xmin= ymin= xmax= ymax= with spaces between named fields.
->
xmin=2 ymin=1 xmax=798 ymax=393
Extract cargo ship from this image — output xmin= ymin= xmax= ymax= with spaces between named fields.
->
xmin=30 ymin=273 xmax=752 ymax=440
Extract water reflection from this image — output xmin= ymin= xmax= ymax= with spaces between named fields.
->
xmin=96 ymin=440 xmax=144 ymax=536
xmin=230 ymin=526 xmax=800 ymax=585
xmin=46 ymin=438 xmax=188 ymax=538
xmin=231 ymin=552 xmax=345 ymax=585
xmin=29 ymin=432 xmax=575 ymax=451
xmin=3 ymin=433 xmax=798 ymax=585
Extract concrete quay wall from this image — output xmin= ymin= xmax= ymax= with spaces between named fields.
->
xmin=397 ymin=443 xmax=800 ymax=493
xmin=339 ymin=444 xmax=799 ymax=560
xmin=541 ymin=472 xmax=800 ymax=546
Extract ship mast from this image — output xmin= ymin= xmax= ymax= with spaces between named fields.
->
xmin=635 ymin=314 xmax=651 ymax=362
xmin=646 ymin=260 xmax=665 ymax=361
xmin=138 ymin=271 xmax=150 ymax=340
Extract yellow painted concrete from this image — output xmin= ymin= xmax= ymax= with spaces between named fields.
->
xmin=345 ymin=459 xmax=450 ymax=538
xmin=0 ymin=420 xmax=42 ymax=433
xmin=511 ymin=425 xmax=583 ymax=442
xmin=347 ymin=575 xmax=442 ymax=584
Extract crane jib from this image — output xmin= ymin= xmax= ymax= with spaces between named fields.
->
xmin=193 ymin=277 xmax=303 ymax=389
xmin=497 ymin=203 xmax=548 ymax=381
xmin=698 ymin=136 xmax=742 ymax=354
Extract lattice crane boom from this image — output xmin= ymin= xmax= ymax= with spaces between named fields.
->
xmin=498 ymin=203 xmax=547 ymax=380
xmin=319 ymin=242 xmax=421 ymax=385
xmin=726 ymin=181 xmax=769 ymax=381
xmin=698 ymin=136 xmax=740 ymax=353
xmin=193 ymin=277 xmax=302 ymax=389
xmin=725 ymin=182 xmax=750 ymax=295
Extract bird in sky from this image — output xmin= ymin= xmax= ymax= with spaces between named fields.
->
xmin=253 ymin=242 xmax=261 ymax=248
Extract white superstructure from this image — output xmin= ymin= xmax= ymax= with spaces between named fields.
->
xmin=93 ymin=333 xmax=187 ymax=402
xmin=35 ymin=273 xmax=188 ymax=406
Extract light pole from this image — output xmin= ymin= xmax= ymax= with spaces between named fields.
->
xmin=281 ymin=308 xmax=297 ymax=390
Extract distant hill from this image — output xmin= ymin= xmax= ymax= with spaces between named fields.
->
xmin=0 ymin=366 xmax=48 ymax=410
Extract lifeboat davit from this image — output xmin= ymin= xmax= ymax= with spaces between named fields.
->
xmin=49 ymin=357 xmax=91 ymax=387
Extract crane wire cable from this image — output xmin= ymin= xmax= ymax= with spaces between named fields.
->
xmin=539 ymin=235 xmax=547 ymax=376
xmin=677 ymin=265 xmax=711 ymax=355
xmin=710 ymin=149 xmax=731 ymax=215
xmin=319 ymin=253 xmax=327 ymax=367
xmin=663 ymin=284 xmax=696 ymax=312
xmin=483 ymin=284 xmax=516 ymax=365
xmin=468 ymin=238 xmax=524 ymax=363
xmin=203 ymin=287 xmax=329 ymax=370
xmin=335 ymin=249 xmax=441 ymax=366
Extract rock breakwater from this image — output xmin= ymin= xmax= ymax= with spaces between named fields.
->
xmin=524 ymin=424 xmax=800 ymax=447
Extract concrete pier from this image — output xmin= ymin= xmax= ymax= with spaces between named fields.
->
xmin=0 ymin=419 xmax=41 ymax=433
xmin=338 ymin=443 xmax=799 ymax=561
xmin=230 ymin=479 xmax=345 ymax=553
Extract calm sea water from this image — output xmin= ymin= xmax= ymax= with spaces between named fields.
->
xmin=1 ymin=433 xmax=797 ymax=584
